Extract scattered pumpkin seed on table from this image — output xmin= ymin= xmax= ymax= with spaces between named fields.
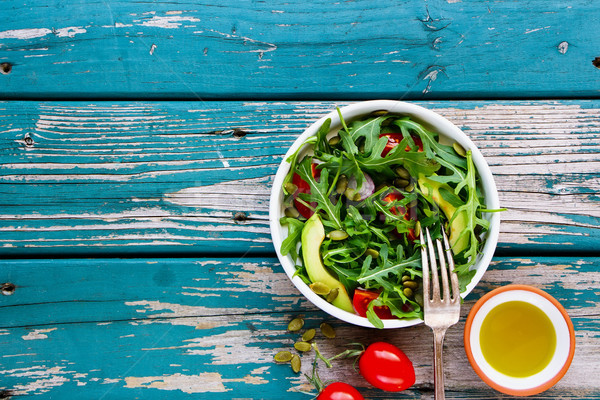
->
xmin=320 ymin=322 xmax=336 ymax=338
xmin=291 ymin=354 xmax=301 ymax=373
xmin=294 ymin=341 xmax=312 ymax=352
xmin=288 ymin=317 xmax=304 ymax=332
xmin=302 ymin=328 xmax=316 ymax=342
xmin=274 ymin=351 xmax=293 ymax=363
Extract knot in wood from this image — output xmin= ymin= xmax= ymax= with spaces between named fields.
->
xmin=1 ymin=283 xmax=16 ymax=296
xmin=232 ymin=128 xmax=247 ymax=138
xmin=24 ymin=135 xmax=34 ymax=147
xmin=233 ymin=212 xmax=248 ymax=222
xmin=593 ymin=57 xmax=600 ymax=69
xmin=0 ymin=63 xmax=12 ymax=75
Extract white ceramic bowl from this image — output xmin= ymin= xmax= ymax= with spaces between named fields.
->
xmin=464 ymin=285 xmax=575 ymax=395
xmin=269 ymin=100 xmax=500 ymax=328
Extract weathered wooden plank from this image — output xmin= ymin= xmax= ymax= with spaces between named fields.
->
xmin=0 ymin=1 xmax=599 ymax=99
xmin=0 ymin=256 xmax=597 ymax=398
xmin=1 ymin=100 xmax=598 ymax=256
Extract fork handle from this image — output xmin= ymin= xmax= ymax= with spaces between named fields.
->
xmin=433 ymin=327 xmax=448 ymax=400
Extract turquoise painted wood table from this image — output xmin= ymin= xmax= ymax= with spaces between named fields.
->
xmin=1 ymin=1 xmax=599 ymax=399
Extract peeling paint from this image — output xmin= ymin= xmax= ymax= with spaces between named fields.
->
xmin=138 ymin=16 xmax=200 ymax=29
xmin=524 ymin=26 xmax=551 ymax=34
xmin=0 ymin=28 xmax=52 ymax=40
xmin=22 ymin=328 xmax=57 ymax=341
xmin=0 ymin=26 xmax=87 ymax=40
xmin=55 ymin=26 xmax=87 ymax=38
xmin=125 ymin=373 xmax=227 ymax=393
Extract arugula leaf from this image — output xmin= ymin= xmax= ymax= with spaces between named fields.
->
xmin=356 ymin=138 xmax=441 ymax=178
xmin=314 ymin=118 xmax=332 ymax=154
xmin=348 ymin=116 xmax=387 ymax=154
xmin=296 ymin=158 xmax=343 ymax=230
xmin=394 ymin=119 xmax=466 ymax=168
xmin=279 ymin=217 xmax=305 ymax=262
xmin=451 ymin=151 xmax=491 ymax=272
xmin=366 ymin=301 xmax=385 ymax=329
xmin=357 ymin=248 xmax=421 ymax=285
xmin=282 ymin=136 xmax=318 ymax=194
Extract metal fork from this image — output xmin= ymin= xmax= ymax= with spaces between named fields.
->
xmin=420 ymin=227 xmax=461 ymax=400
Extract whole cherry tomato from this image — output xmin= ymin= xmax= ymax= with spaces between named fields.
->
xmin=291 ymin=163 xmax=321 ymax=218
xmin=380 ymin=133 xmax=423 ymax=156
xmin=317 ymin=382 xmax=364 ymax=400
xmin=359 ymin=342 xmax=415 ymax=392
xmin=352 ymin=288 xmax=396 ymax=319
xmin=381 ymin=192 xmax=417 ymax=242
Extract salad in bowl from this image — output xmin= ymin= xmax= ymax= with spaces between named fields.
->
xmin=270 ymin=101 xmax=500 ymax=328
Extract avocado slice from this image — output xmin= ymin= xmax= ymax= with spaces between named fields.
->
xmin=418 ymin=174 xmax=469 ymax=254
xmin=301 ymin=214 xmax=354 ymax=313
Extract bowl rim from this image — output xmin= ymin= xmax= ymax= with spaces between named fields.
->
xmin=463 ymin=284 xmax=576 ymax=396
xmin=269 ymin=100 xmax=501 ymax=328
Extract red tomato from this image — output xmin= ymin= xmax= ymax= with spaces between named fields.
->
xmin=359 ymin=342 xmax=415 ymax=392
xmin=380 ymin=133 xmax=423 ymax=156
xmin=292 ymin=163 xmax=321 ymax=219
xmin=382 ymin=192 xmax=417 ymax=242
xmin=317 ymin=382 xmax=364 ymax=400
xmin=353 ymin=288 xmax=396 ymax=320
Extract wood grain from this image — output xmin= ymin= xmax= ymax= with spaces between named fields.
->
xmin=0 ymin=256 xmax=597 ymax=398
xmin=1 ymin=100 xmax=598 ymax=256
xmin=0 ymin=1 xmax=599 ymax=99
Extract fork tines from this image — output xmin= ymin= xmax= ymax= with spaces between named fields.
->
xmin=420 ymin=227 xmax=460 ymax=303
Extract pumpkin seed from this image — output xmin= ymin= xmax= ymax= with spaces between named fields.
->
xmin=353 ymin=193 xmax=362 ymax=201
xmin=284 ymin=207 xmax=300 ymax=219
xmin=274 ymin=351 xmax=293 ymax=363
xmin=326 ymin=288 xmax=339 ymax=303
xmin=394 ymin=178 xmax=410 ymax=188
xmin=414 ymin=293 xmax=424 ymax=306
xmin=414 ymin=221 xmax=422 ymax=237
xmin=284 ymin=182 xmax=298 ymax=195
xmin=371 ymin=110 xmax=389 ymax=117
xmin=291 ymin=354 xmax=301 ymax=373
xmin=407 ymin=199 xmax=418 ymax=208
xmin=310 ymin=282 xmax=331 ymax=295
xmin=294 ymin=341 xmax=312 ymax=352
xmin=302 ymin=328 xmax=316 ymax=342
xmin=365 ymin=248 xmax=379 ymax=259
xmin=405 ymin=183 xmax=414 ymax=192
xmin=328 ymin=135 xmax=340 ymax=146
xmin=336 ymin=175 xmax=348 ymax=194
xmin=403 ymin=287 xmax=414 ymax=298
xmin=320 ymin=322 xmax=336 ymax=338
xmin=395 ymin=167 xmax=411 ymax=180
xmin=403 ymin=280 xmax=418 ymax=290
xmin=344 ymin=188 xmax=356 ymax=200
xmin=453 ymin=142 xmax=467 ymax=157
xmin=401 ymin=275 xmax=410 ymax=282
xmin=328 ymin=230 xmax=348 ymax=241
xmin=288 ymin=317 xmax=304 ymax=332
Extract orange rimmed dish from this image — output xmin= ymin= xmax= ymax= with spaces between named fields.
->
xmin=464 ymin=284 xmax=575 ymax=396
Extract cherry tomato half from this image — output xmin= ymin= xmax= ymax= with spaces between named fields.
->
xmin=291 ymin=163 xmax=321 ymax=219
xmin=317 ymin=382 xmax=364 ymax=400
xmin=380 ymin=133 xmax=424 ymax=156
xmin=352 ymin=288 xmax=395 ymax=319
xmin=359 ymin=342 xmax=415 ymax=392
xmin=381 ymin=192 xmax=417 ymax=242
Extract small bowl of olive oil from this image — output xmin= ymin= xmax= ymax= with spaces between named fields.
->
xmin=464 ymin=285 xmax=575 ymax=396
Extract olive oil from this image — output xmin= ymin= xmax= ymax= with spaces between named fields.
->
xmin=480 ymin=301 xmax=556 ymax=378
